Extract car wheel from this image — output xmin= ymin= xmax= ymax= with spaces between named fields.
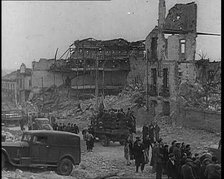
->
xmin=57 ymin=158 xmax=73 ymax=176
xmin=2 ymin=153 xmax=5 ymax=170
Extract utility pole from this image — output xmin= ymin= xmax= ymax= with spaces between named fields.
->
xmin=102 ymin=47 xmax=105 ymax=98
xmin=54 ymin=48 xmax=58 ymax=86
xmin=95 ymin=54 xmax=99 ymax=111
xmin=41 ymin=77 xmax=44 ymax=112
xmin=14 ymin=82 xmax=18 ymax=107
xmin=146 ymin=50 xmax=149 ymax=111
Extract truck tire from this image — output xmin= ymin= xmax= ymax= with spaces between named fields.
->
xmin=119 ymin=139 xmax=126 ymax=145
xmin=101 ymin=135 xmax=109 ymax=147
xmin=57 ymin=158 xmax=73 ymax=176
xmin=2 ymin=153 xmax=5 ymax=170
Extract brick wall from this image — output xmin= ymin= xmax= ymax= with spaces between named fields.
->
xmin=178 ymin=107 xmax=221 ymax=133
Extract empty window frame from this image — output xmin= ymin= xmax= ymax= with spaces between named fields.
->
xmin=151 ymin=37 xmax=158 ymax=59
xmin=163 ymin=68 xmax=168 ymax=88
xmin=151 ymin=68 xmax=157 ymax=86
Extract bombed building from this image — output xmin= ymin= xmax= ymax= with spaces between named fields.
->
xmin=31 ymin=38 xmax=145 ymax=99
xmin=144 ymin=1 xmax=198 ymax=116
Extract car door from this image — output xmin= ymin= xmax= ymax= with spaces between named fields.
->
xmin=30 ymin=134 xmax=49 ymax=164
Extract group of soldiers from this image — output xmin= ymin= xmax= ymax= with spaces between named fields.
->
xmin=52 ymin=122 xmax=80 ymax=134
xmin=92 ymin=108 xmax=136 ymax=133
xmin=124 ymin=123 xmax=221 ymax=179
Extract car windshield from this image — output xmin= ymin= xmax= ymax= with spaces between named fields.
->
xmin=21 ymin=133 xmax=32 ymax=142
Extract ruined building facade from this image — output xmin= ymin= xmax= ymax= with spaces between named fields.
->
xmin=47 ymin=38 xmax=145 ymax=98
xmin=144 ymin=0 xmax=198 ymax=116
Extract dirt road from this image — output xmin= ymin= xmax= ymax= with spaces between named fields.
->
xmin=2 ymin=123 xmax=220 ymax=179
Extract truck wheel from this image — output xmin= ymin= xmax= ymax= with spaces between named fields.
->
xmin=2 ymin=153 xmax=5 ymax=170
xmin=57 ymin=158 xmax=73 ymax=176
xmin=119 ymin=139 xmax=126 ymax=145
xmin=101 ymin=135 xmax=109 ymax=147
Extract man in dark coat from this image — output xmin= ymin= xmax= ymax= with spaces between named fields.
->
xmin=142 ymin=124 xmax=149 ymax=141
xmin=65 ymin=123 xmax=71 ymax=132
xmin=148 ymin=122 xmax=155 ymax=143
xmin=62 ymin=123 xmax=66 ymax=131
xmin=180 ymin=142 xmax=186 ymax=156
xmin=155 ymin=141 xmax=165 ymax=179
xmin=163 ymin=144 xmax=169 ymax=174
xmin=58 ymin=123 xmax=63 ymax=131
xmin=173 ymin=142 xmax=181 ymax=178
xmin=166 ymin=153 xmax=177 ymax=179
xmin=74 ymin=124 xmax=79 ymax=134
xmin=169 ymin=140 xmax=177 ymax=154
xmin=181 ymin=158 xmax=196 ymax=179
xmin=192 ymin=153 xmax=201 ymax=179
xmin=150 ymin=142 xmax=158 ymax=173
xmin=142 ymin=134 xmax=151 ymax=164
xmin=133 ymin=137 xmax=145 ymax=173
xmin=204 ymin=156 xmax=221 ymax=179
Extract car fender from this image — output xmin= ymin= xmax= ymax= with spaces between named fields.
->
xmin=2 ymin=148 xmax=13 ymax=165
xmin=58 ymin=154 xmax=75 ymax=165
xmin=2 ymin=148 xmax=26 ymax=167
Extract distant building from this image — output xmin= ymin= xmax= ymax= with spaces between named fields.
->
xmin=2 ymin=63 xmax=32 ymax=104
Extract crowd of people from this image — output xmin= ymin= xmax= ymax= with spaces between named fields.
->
xmin=52 ymin=122 xmax=79 ymax=134
xmin=123 ymin=122 xmax=221 ymax=179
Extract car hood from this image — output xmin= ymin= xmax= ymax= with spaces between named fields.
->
xmin=2 ymin=141 xmax=29 ymax=148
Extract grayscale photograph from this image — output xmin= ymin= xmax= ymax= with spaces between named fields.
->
xmin=2 ymin=0 xmax=221 ymax=178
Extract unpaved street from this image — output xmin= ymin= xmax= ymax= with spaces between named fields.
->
xmin=2 ymin=123 xmax=220 ymax=179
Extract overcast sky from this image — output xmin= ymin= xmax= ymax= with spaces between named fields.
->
xmin=2 ymin=0 xmax=221 ymax=70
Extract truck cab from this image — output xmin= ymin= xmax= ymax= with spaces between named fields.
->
xmin=2 ymin=130 xmax=81 ymax=175
xmin=31 ymin=118 xmax=53 ymax=130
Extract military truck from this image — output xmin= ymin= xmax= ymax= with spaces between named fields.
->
xmin=29 ymin=118 xmax=53 ymax=130
xmin=89 ymin=109 xmax=136 ymax=146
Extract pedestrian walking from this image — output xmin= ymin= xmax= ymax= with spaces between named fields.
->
xmin=155 ymin=140 xmax=164 ymax=179
xmin=133 ymin=137 xmax=145 ymax=173
xmin=150 ymin=141 xmax=158 ymax=173
xmin=163 ymin=144 xmax=169 ymax=174
xmin=142 ymin=134 xmax=151 ymax=163
xmin=84 ymin=131 xmax=94 ymax=152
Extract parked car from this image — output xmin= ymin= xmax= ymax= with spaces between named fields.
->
xmin=2 ymin=130 xmax=81 ymax=175
xmin=31 ymin=118 xmax=53 ymax=130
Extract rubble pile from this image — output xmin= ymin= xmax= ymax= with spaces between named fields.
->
xmin=178 ymin=82 xmax=221 ymax=111
xmin=25 ymin=84 xmax=144 ymax=130
xmin=156 ymin=115 xmax=220 ymax=155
